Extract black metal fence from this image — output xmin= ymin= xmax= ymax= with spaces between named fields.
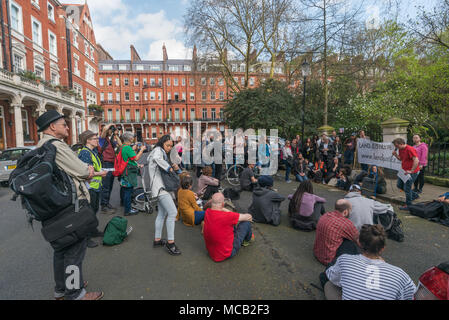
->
xmin=427 ymin=142 xmax=449 ymax=178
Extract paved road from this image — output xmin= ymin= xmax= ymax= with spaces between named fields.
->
xmin=0 ymin=172 xmax=448 ymax=300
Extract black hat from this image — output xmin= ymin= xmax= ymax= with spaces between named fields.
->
xmin=36 ymin=110 xmax=65 ymax=132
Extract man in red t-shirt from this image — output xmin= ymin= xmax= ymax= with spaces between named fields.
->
xmin=203 ymin=193 xmax=254 ymax=262
xmin=392 ymin=138 xmax=420 ymax=210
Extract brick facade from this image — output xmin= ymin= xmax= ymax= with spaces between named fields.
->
xmin=0 ymin=1 xmax=99 ymax=150
xmin=99 ymin=45 xmax=286 ymax=144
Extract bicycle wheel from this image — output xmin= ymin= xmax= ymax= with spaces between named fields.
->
xmin=135 ymin=193 xmax=145 ymax=204
xmin=226 ymin=165 xmax=244 ymax=186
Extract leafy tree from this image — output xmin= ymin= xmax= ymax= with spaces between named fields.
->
xmin=224 ymin=79 xmax=301 ymax=138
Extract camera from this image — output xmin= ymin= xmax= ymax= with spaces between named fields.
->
xmin=110 ymin=126 xmax=117 ymax=133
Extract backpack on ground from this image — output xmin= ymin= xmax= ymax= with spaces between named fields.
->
xmin=408 ymin=201 xmax=444 ymax=220
xmin=373 ymin=210 xmax=404 ymax=242
xmin=9 ymin=139 xmax=76 ymax=222
xmin=103 ymin=217 xmax=129 ymax=246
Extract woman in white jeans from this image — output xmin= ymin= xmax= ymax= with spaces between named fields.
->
xmin=147 ymin=135 xmax=181 ymax=255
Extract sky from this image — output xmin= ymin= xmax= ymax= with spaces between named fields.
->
xmin=68 ymin=0 xmax=438 ymax=61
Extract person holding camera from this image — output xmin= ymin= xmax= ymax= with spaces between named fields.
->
xmin=99 ymin=124 xmax=122 ymax=214
xmin=120 ymin=132 xmax=146 ymax=216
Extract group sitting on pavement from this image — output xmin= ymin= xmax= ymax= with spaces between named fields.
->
xmin=20 ymin=114 xmax=437 ymax=301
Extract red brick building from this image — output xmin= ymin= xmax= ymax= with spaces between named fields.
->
xmin=0 ymin=0 xmax=99 ymax=150
xmin=99 ymin=45 xmax=286 ymax=144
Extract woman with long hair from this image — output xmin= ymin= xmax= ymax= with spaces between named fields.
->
xmin=288 ymin=180 xmax=326 ymax=231
xmin=147 ymin=135 xmax=181 ymax=255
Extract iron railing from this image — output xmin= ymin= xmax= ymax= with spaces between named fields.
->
xmin=427 ymin=142 xmax=449 ymax=178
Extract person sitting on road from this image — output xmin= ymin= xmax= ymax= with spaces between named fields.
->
xmin=354 ymin=165 xmax=387 ymax=195
xmin=197 ymin=166 xmax=220 ymax=201
xmin=288 ymin=180 xmax=326 ymax=231
xmin=177 ymin=175 xmax=205 ymax=229
xmin=344 ymin=184 xmax=393 ymax=231
xmin=203 ymin=193 xmax=254 ymax=262
xmin=249 ymin=176 xmax=285 ymax=226
xmin=336 ymin=166 xmax=353 ymax=191
xmin=314 ymin=200 xmax=361 ymax=266
xmin=324 ymin=157 xmax=341 ymax=185
xmin=292 ymin=153 xmax=309 ymax=183
xmin=311 ymin=159 xmax=327 ymax=183
xmin=240 ymin=163 xmax=258 ymax=192
xmin=322 ymin=224 xmax=416 ymax=300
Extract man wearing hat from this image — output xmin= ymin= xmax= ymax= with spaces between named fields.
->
xmin=78 ymin=130 xmax=108 ymax=248
xmin=36 ymin=110 xmax=104 ymax=300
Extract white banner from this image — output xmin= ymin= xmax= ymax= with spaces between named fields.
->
xmin=357 ymin=138 xmax=402 ymax=171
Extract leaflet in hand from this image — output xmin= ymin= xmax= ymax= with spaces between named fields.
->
xmin=397 ymin=168 xmax=411 ymax=183
xmin=102 ymin=168 xmax=115 ymax=172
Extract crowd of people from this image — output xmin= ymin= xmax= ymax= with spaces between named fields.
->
xmin=26 ymin=110 xmax=436 ymax=300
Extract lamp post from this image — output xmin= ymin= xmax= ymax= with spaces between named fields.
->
xmin=301 ymin=60 xmax=311 ymax=145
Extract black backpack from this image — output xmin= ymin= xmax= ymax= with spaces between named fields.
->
xmin=373 ymin=211 xmax=404 ymax=242
xmin=9 ymin=139 xmax=76 ymax=223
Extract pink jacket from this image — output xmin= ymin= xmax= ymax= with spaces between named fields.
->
xmin=196 ymin=175 xmax=220 ymax=197
xmin=413 ymin=143 xmax=428 ymax=167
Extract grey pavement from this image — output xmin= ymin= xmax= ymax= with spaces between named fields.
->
xmin=0 ymin=171 xmax=448 ymax=300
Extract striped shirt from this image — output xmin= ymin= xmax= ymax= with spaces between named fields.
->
xmin=326 ymin=254 xmax=416 ymax=300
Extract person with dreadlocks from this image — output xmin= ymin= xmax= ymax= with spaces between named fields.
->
xmin=288 ymin=180 xmax=327 ymax=231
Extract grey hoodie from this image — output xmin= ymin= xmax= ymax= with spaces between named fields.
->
xmin=249 ymin=187 xmax=285 ymax=226
xmin=344 ymin=192 xmax=393 ymax=231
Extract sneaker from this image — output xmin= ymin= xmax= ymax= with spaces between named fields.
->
xmin=166 ymin=242 xmax=181 ymax=255
xmin=106 ymin=203 xmax=116 ymax=210
xmin=80 ymin=291 xmax=104 ymax=300
xmin=55 ymin=281 xmax=89 ymax=300
xmin=286 ymin=180 xmax=292 ymax=184
xmin=153 ymin=239 xmax=167 ymax=247
xmin=399 ymin=206 xmax=410 ymax=211
xmin=124 ymin=209 xmax=139 ymax=216
xmin=242 ymin=233 xmax=255 ymax=247
xmin=87 ymin=239 xmax=98 ymax=248
xmin=101 ymin=207 xmax=114 ymax=214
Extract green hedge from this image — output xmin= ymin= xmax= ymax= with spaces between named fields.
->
xmin=425 ymin=176 xmax=449 ymax=188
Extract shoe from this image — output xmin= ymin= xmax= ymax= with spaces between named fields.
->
xmin=286 ymin=180 xmax=292 ymax=184
xmin=399 ymin=206 xmax=410 ymax=211
xmin=166 ymin=242 xmax=181 ymax=255
xmin=55 ymin=281 xmax=89 ymax=300
xmin=124 ymin=209 xmax=139 ymax=216
xmin=87 ymin=239 xmax=98 ymax=248
xmin=80 ymin=291 xmax=104 ymax=300
xmin=417 ymin=190 xmax=423 ymax=194
xmin=153 ymin=239 xmax=167 ymax=247
xmin=106 ymin=203 xmax=115 ymax=210
xmin=242 ymin=233 xmax=255 ymax=247
xmin=101 ymin=207 xmax=114 ymax=214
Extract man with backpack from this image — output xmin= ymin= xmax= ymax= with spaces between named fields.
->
xmin=78 ymin=130 xmax=109 ymax=248
xmin=99 ymin=124 xmax=122 ymax=214
xmin=35 ymin=110 xmax=104 ymax=300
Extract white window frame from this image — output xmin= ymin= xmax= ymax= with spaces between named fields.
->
xmin=47 ymin=2 xmax=55 ymax=22
xmin=48 ymin=30 xmax=57 ymax=57
xmin=116 ymin=93 xmax=120 ymax=101
xmin=134 ymin=93 xmax=140 ymax=101
xmin=31 ymin=17 xmax=43 ymax=47
xmin=10 ymin=1 xmax=23 ymax=36
xmin=34 ymin=63 xmax=44 ymax=80
xmin=99 ymin=78 xmax=104 ymax=86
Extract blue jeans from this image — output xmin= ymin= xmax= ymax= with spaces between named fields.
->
xmin=397 ymin=173 xmax=419 ymax=206
xmin=230 ymin=221 xmax=252 ymax=258
xmin=122 ymin=187 xmax=133 ymax=214
xmin=194 ymin=211 xmax=205 ymax=225
xmin=283 ymin=159 xmax=292 ymax=181
xmin=295 ymin=174 xmax=308 ymax=182
xmin=101 ymin=161 xmax=115 ymax=206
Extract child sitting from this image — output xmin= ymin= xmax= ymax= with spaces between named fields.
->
xmin=177 ymin=175 xmax=205 ymax=230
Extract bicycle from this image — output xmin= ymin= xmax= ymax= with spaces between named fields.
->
xmin=225 ymin=162 xmax=261 ymax=186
